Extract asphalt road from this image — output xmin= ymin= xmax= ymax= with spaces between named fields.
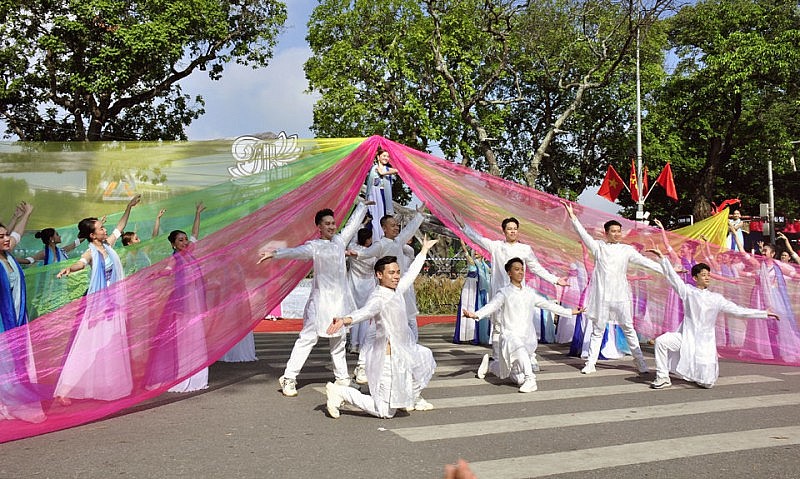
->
xmin=2 ymin=323 xmax=800 ymax=479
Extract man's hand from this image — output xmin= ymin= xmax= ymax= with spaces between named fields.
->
xmin=461 ymin=309 xmax=478 ymax=320
xmin=420 ymin=235 xmax=438 ymax=253
xmin=257 ymin=250 xmax=275 ymax=265
xmin=127 ymin=194 xmax=142 ymax=208
xmin=645 ymin=247 xmax=664 ymax=259
xmin=560 ymin=200 xmax=575 ymax=219
xmin=327 ymin=317 xmax=348 ymax=335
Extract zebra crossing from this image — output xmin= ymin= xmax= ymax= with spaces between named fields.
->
xmin=253 ymin=323 xmax=800 ymax=478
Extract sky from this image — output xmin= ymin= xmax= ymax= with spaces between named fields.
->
xmin=180 ymin=1 xmax=317 ymax=140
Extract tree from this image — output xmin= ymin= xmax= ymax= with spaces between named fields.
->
xmin=0 ymin=0 xmax=287 ymax=141
xmin=306 ymin=0 xmax=674 ymax=197
xmin=493 ymin=0 xmax=670 ymax=196
xmin=643 ymin=0 xmax=800 ymax=220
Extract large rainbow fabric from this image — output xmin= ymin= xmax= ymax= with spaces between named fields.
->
xmin=1 ymin=136 xmax=798 ymax=442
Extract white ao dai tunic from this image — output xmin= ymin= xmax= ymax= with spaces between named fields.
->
xmin=570 ymin=218 xmax=661 ymax=327
xmin=347 ymin=252 xmax=436 ymax=409
xmin=473 ymin=284 xmax=573 ymax=379
xmin=274 ymin=203 xmax=367 ymax=338
xmin=660 ymin=257 xmax=768 ymax=385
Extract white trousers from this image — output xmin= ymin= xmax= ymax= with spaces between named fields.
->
xmin=585 ymin=302 xmax=643 ymax=365
xmin=408 ymin=315 xmax=419 ymax=343
xmin=357 ymin=322 xmax=377 ymax=368
xmin=350 ymin=321 xmax=368 ymax=348
xmin=283 ymin=321 xmax=348 ymax=381
xmin=340 ymin=360 xmax=396 ymax=418
xmin=654 ymin=332 xmax=682 ymax=379
xmin=507 ymin=348 xmax=535 ymax=385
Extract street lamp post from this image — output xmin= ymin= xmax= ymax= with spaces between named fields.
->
xmin=634 ymin=18 xmax=645 ymax=223
xmin=768 ymin=159 xmax=776 ymax=245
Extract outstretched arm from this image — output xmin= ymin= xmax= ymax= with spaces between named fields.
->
xmin=719 ymin=297 xmax=775 ymax=321
xmin=396 ymin=236 xmax=438 ymax=295
xmin=653 ymin=219 xmax=679 ymax=263
xmin=19 ymin=250 xmax=46 ymax=265
xmin=258 ymin=243 xmax=314 ymax=264
xmin=338 ymin=202 xmax=370 ymax=246
xmin=460 ymin=239 xmax=475 ymax=267
xmin=109 ymin=195 xmax=141 ymax=247
xmin=560 ymin=200 xmax=599 ymax=257
xmin=192 ymin=203 xmax=205 ymax=240
xmin=152 ymin=208 xmax=166 ymax=239
xmin=394 ymin=206 xmax=425 ymax=247
xmin=778 ymin=232 xmax=800 ymax=263
xmin=523 ymin=247 xmax=562 ymax=285
xmin=7 ymin=202 xmax=33 ymax=250
xmin=328 ymin=294 xmax=384 ymax=335
xmin=531 ymin=294 xmax=584 ymax=318
xmin=62 ymin=237 xmax=84 ymax=254
xmin=456 ymin=212 xmax=494 ymax=254
xmin=57 ymin=249 xmax=92 ymax=278
xmin=646 ymin=249 xmax=687 ymax=300
xmin=463 ymin=291 xmax=505 ymax=320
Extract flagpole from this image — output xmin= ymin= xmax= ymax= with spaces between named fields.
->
xmin=635 ymin=12 xmax=645 ymax=223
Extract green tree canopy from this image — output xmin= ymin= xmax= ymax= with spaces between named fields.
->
xmin=642 ymin=0 xmax=800 ymax=220
xmin=0 ymin=0 xmax=287 ymax=141
xmin=306 ymin=0 xmax=673 ymax=198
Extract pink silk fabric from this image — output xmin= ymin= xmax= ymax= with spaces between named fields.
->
xmin=2 ymin=135 xmax=798 ymax=443
xmin=0 ymin=137 xmax=375 ymax=442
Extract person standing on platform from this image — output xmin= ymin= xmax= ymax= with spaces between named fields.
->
xmin=365 ymin=147 xmax=398 ymax=243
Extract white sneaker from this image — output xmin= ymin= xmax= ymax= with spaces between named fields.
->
xmin=325 ymin=382 xmax=344 ymax=418
xmin=334 ymin=377 xmax=352 ymax=388
xmin=518 ymin=377 xmax=538 ymax=393
xmin=279 ymin=375 xmax=298 ymax=397
xmin=581 ymin=363 xmax=596 ymax=374
xmin=477 ymin=354 xmax=490 ymax=379
xmin=412 ymin=397 xmax=434 ymax=411
xmin=354 ymin=365 xmax=368 ymax=385
xmin=635 ymin=356 xmax=649 ymax=374
xmin=650 ymin=376 xmax=672 ymax=389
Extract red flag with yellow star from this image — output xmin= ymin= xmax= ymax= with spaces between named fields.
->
xmin=597 ymin=165 xmax=624 ymax=202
